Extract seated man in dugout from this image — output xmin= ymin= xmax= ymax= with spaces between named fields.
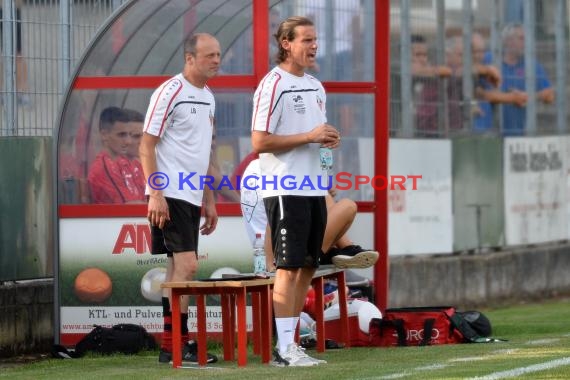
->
xmin=87 ymin=106 xmax=146 ymax=204
xmin=239 ymin=152 xmax=379 ymax=271
xmin=123 ymin=108 xmax=147 ymax=197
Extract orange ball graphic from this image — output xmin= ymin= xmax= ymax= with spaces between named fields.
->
xmin=73 ymin=267 xmax=113 ymax=303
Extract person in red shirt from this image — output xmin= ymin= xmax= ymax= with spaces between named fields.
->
xmin=124 ymin=108 xmax=147 ymax=196
xmin=87 ymin=107 xmax=145 ymax=204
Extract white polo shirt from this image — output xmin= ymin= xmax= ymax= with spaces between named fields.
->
xmin=251 ymin=66 xmax=328 ymax=198
xmin=144 ymin=73 xmax=215 ymax=206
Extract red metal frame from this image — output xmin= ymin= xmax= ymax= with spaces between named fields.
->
xmin=73 ymin=75 xmax=259 ymax=90
xmin=374 ymin=0 xmax=390 ymax=311
xmin=59 ymin=0 xmax=390 ymax=310
xmin=58 ymin=203 xmax=243 ymax=218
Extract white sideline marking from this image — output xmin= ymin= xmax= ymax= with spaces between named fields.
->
xmin=468 ymin=357 xmax=570 ymax=379
xmin=526 ymin=338 xmax=560 ymax=345
xmin=374 ymin=336 xmax=567 ymax=379
xmin=491 ymin=349 xmax=518 ymax=355
xmin=376 ymin=363 xmax=449 ymax=379
xmin=377 ymin=374 xmax=406 ymax=379
xmin=450 ymin=356 xmax=485 ymax=362
xmin=415 ymin=364 xmax=449 ymax=370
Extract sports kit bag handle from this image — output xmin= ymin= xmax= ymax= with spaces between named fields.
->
xmin=419 ymin=318 xmax=435 ymax=346
xmin=377 ymin=318 xmax=407 ymax=346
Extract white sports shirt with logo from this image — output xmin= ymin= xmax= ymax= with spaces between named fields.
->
xmin=143 ymin=73 xmax=215 ymax=206
xmin=251 ymin=66 xmax=329 ymax=198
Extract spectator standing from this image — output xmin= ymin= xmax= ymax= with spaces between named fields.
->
xmin=410 ymin=34 xmax=452 ymax=137
xmin=499 ymin=23 xmax=554 ymax=135
xmin=472 ymin=31 xmax=527 ymax=132
xmin=0 ymin=0 xmax=30 ymax=105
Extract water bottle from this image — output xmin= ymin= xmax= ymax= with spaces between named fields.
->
xmin=253 ymin=233 xmax=266 ymax=274
xmin=319 ymin=147 xmax=333 ymax=171
xmin=319 ymin=147 xmax=333 ymax=189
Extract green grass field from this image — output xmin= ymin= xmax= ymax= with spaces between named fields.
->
xmin=2 ymin=298 xmax=570 ymax=380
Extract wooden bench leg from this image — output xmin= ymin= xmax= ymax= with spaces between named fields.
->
xmin=196 ymin=294 xmax=208 ymax=366
xmin=260 ymin=284 xmax=273 ymax=363
xmin=251 ymin=292 xmax=261 ymax=355
xmin=236 ymin=287 xmax=248 ymax=366
xmin=171 ymin=289 xmax=182 ymax=368
xmin=229 ymin=294 xmax=236 ymax=359
xmin=312 ymin=277 xmax=326 ymax=352
xmin=337 ymin=271 xmax=350 ymax=347
xmin=220 ymin=293 xmax=234 ymax=361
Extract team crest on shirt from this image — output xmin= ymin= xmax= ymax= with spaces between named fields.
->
xmin=241 ymin=175 xmax=260 ymax=222
xmin=292 ymin=94 xmax=306 ymax=114
xmin=316 ymin=95 xmax=324 ymax=112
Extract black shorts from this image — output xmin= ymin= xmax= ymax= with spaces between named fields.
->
xmin=150 ymin=197 xmax=201 ymax=257
xmin=264 ymin=195 xmax=327 ymax=269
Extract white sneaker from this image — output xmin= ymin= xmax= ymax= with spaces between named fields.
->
xmin=272 ymin=343 xmax=319 ymax=367
xmin=277 ymin=341 xmax=327 ymax=364
xmin=302 ymin=348 xmax=327 ymax=364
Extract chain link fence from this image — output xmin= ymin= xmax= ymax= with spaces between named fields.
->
xmin=1 ymin=0 xmax=125 ymax=136
xmin=2 ymin=1 xmax=569 ymax=138
xmin=390 ymin=0 xmax=569 ymax=138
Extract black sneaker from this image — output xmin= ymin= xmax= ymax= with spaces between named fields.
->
xmin=331 ymin=245 xmax=379 ymax=269
xmin=319 ymin=247 xmax=340 ymax=266
xmin=158 ymin=341 xmax=218 ymax=364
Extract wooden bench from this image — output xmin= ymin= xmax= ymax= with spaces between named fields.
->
xmin=161 ymin=267 xmax=350 ymax=367
xmin=161 ymin=278 xmax=274 ymax=367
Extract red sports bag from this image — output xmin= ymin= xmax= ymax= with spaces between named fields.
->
xmin=369 ymin=306 xmax=464 ymax=346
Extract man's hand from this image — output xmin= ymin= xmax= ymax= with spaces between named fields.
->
xmin=510 ymin=90 xmax=528 ymax=107
xmin=147 ymin=194 xmax=169 ymax=229
xmin=308 ymin=124 xmax=341 ymax=149
xmin=200 ymin=202 xmax=218 ymax=235
xmin=483 ymin=65 xmax=501 ymax=87
xmin=538 ymin=88 xmax=555 ymax=104
xmin=435 ymin=65 xmax=452 ymax=78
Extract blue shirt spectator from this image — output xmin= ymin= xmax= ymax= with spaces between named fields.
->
xmin=497 ymin=23 xmax=554 ymax=136
xmin=500 ymin=58 xmax=551 ymax=136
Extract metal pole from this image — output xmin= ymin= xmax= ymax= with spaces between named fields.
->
xmin=436 ymin=0 xmax=447 ymax=137
xmin=555 ymin=0 xmax=567 ymax=134
xmin=400 ymin=0 xmax=412 ymax=137
xmin=362 ymin=0 xmax=374 ymax=82
xmin=462 ymin=0 xmax=473 ymax=132
xmin=467 ymin=204 xmax=490 ymax=253
xmin=490 ymin=0 xmax=502 ymax=134
xmin=60 ymin=0 xmax=71 ymax=94
xmin=523 ymin=0 xmax=536 ymax=135
xmin=2 ymin=0 xmax=16 ymax=135
xmin=322 ymin=0 xmax=334 ymax=80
